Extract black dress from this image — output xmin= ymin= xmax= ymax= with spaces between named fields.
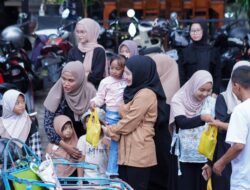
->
xmin=178 ymin=43 xmax=221 ymax=94
xmin=212 ymin=94 xmax=232 ymax=190
xmin=67 ymin=46 xmax=106 ymax=88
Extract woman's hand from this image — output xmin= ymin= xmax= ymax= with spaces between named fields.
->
xmin=89 ymin=101 xmax=96 ymax=111
xmin=209 ymin=119 xmax=228 ymax=130
xmin=59 ymin=140 xmax=82 ymax=159
xmin=201 ymin=114 xmax=214 ymax=123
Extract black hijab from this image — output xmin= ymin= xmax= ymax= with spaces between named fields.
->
xmin=123 ymin=55 xmax=166 ymax=103
xmin=190 ymin=18 xmax=208 ymax=46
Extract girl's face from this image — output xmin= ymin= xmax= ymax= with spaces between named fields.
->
xmin=123 ymin=66 xmax=133 ymax=86
xmin=110 ymin=60 xmax=124 ymax=79
xmin=194 ymin=82 xmax=213 ymax=101
xmin=13 ymin=95 xmax=25 ymax=115
xmin=62 ymin=71 xmax=77 ymax=93
xmin=75 ymin=24 xmax=88 ymax=44
xmin=190 ymin=23 xmax=203 ymax=42
xmin=62 ymin=123 xmax=73 ymax=140
xmin=119 ymin=45 xmax=131 ymax=58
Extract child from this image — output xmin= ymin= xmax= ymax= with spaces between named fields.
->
xmin=0 ymin=89 xmax=42 ymax=158
xmin=90 ymin=55 xmax=127 ymax=177
xmin=46 ymin=115 xmax=78 ymax=177
xmin=77 ymin=108 xmax=109 ymax=178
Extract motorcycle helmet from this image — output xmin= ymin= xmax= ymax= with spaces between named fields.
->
xmin=1 ymin=26 xmax=24 ymax=49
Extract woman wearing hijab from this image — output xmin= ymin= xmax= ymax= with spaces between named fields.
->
xmin=118 ymin=40 xmax=139 ymax=58
xmin=44 ymin=61 xmax=96 ymax=159
xmin=46 ymin=115 xmax=78 ymax=177
xmin=171 ymin=70 xmax=215 ymax=190
xmin=209 ymin=60 xmax=250 ymax=190
xmin=178 ymin=19 xmax=221 ymax=94
xmin=67 ymin=18 xmax=106 ymax=88
xmin=0 ymin=89 xmax=42 ymax=157
xmin=103 ymin=55 xmax=170 ymax=190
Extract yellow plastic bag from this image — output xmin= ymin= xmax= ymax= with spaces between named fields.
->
xmin=207 ymin=178 xmax=212 ymax=190
xmin=198 ymin=125 xmax=218 ymax=160
xmin=86 ymin=109 xmax=101 ymax=148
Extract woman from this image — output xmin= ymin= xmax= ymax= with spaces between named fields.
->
xmin=178 ymin=19 xmax=221 ymax=94
xmin=103 ymin=55 xmax=170 ymax=190
xmin=67 ymin=18 xmax=106 ymax=88
xmin=210 ymin=60 xmax=250 ymax=190
xmin=118 ymin=40 xmax=139 ymax=58
xmin=171 ymin=70 xmax=215 ymax=190
xmin=44 ymin=61 xmax=96 ymax=159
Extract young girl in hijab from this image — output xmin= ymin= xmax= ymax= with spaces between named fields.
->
xmin=178 ymin=19 xmax=221 ymax=94
xmin=171 ymin=70 xmax=215 ymax=190
xmin=0 ymin=89 xmax=42 ymax=157
xmin=67 ymin=18 xmax=106 ymax=88
xmin=209 ymin=60 xmax=250 ymax=190
xmin=44 ymin=61 xmax=96 ymax=160
xmin=90 ymin=55 xmax=127 ymax=177
xmin=102 ymin=55 xmax=170 ymax=190
xmin=46 ymin=115 xmax=78 ymax=177
xmin=118 ymin=40 xmax=139 ymax=58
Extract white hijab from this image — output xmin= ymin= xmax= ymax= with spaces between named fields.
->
xmin=1 ymin=89 xmax=31 ymax=143
xmin=221 ymin=60 xmax=250 ymax=114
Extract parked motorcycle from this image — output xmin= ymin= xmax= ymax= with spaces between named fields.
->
xmin=32 ymin=9 xmax=74 ymax=88
xmin=212 ymin=19 xmax=250 ymax=90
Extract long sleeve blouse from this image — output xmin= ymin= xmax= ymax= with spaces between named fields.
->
xmin=67 ymin=46 xmax=106 ymax=88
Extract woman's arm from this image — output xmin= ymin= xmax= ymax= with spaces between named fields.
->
xmin=106 ymin=89 xmax=157 ymax=138
xmin=88 ymin=47 xmax=106 ymax=87
xmin=175 ymin=115 xmax=205 ymax=130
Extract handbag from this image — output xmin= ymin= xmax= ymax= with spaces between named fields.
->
xmin=198 ymin=124 xmax=218 ymax=161
xmin=86 ymin=109 xmax=101 ymax=148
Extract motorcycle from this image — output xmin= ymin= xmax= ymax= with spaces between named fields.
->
xmin=32 ymin=9 xmax=74 ymax=89
xmin=212 ymin=19 xmax=250 ymax=90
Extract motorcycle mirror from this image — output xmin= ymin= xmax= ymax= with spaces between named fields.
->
xmin=62 ymin=8 xmax=70 ymax=19
xmin=128 ymin=23 xmax=137 ymax=37
xmin=127 ymin=9 xmax=135 ymax=18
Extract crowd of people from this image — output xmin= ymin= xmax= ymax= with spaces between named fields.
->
xmin=1 ymin=17 xmax=250 ymax=190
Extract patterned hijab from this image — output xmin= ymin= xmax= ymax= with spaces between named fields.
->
xmin=46 ymin=115 xmax=78 ymax=177
xmin=1 ymin=89 xmax=31 ymax=145
xmin=171 ymin=70 xmax=213 ymax=118
xmin=44 ymin=61 xmax=96 ymax=120
xmin=76 ymin=18 xmax=106 ymax=75
xmin=222 ymin=60 xmax=250 ymax=114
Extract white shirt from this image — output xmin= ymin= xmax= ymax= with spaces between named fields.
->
xmin=77 ymin=135 xmax=109 ymax=178
xmin=226 ymin=98 xmax=250 ymax=190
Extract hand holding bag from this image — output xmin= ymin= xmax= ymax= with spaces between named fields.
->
xmin=86 ymin=108 xmax=101 ymax=148
xmin=198 ymin=124 xmax=218 ymax=161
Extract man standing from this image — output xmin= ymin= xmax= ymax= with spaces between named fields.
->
xmin=213 ymin=65 xmax=250 ymax=190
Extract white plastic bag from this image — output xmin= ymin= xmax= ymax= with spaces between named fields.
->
xmin=30 ymin=153 xmax=62 ymax=190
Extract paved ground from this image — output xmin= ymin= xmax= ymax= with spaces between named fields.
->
xmin=34 ymin=88 xmax=49 ymax=156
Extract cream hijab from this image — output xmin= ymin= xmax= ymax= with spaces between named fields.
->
xmin=221 ymin=60 xmax=250 ymax=114
xmin=46 ymin=115 xmax=78 ymax=177
xmin=149 ymin=54 xmax=180 ymax=124
xmin=76 ymin=18 xmax=106 ymax=76
xmin=171 ymin=70 xmax=213 ymax=118
xmin=44 ymin=61 xmax=96 ymax=120
xmin=1 ymin=89 xmax=31 ymax=144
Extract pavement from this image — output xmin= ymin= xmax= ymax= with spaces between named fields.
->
xmin=34 ymin=88 xmax=49 ymax=156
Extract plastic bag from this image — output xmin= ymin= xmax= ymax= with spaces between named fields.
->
xmin=198 ymin=125 xmax=218 ymax=161
xmin=30 ymin=154 xmax=62 ymax=190
xmin=207 ymin=178 xmax=212 ymax=190
xmin=86 ymin=108 xmax=101 ymax=148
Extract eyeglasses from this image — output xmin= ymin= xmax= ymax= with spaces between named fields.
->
xmin=190 ymin=29 xmax=202 ymax=34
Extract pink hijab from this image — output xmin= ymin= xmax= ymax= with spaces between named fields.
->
xmin=171 ymin=70 xmax=213 ymax=118
xmin=76 ymin=18 xmax=106 ymax=76
xmin=149 ymin=54 xmax=180 ymax=124
xmin=46 ymin=115 xmax=78 ymax=176
xmin=118 ymin=40 xmax=139 ymax=57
